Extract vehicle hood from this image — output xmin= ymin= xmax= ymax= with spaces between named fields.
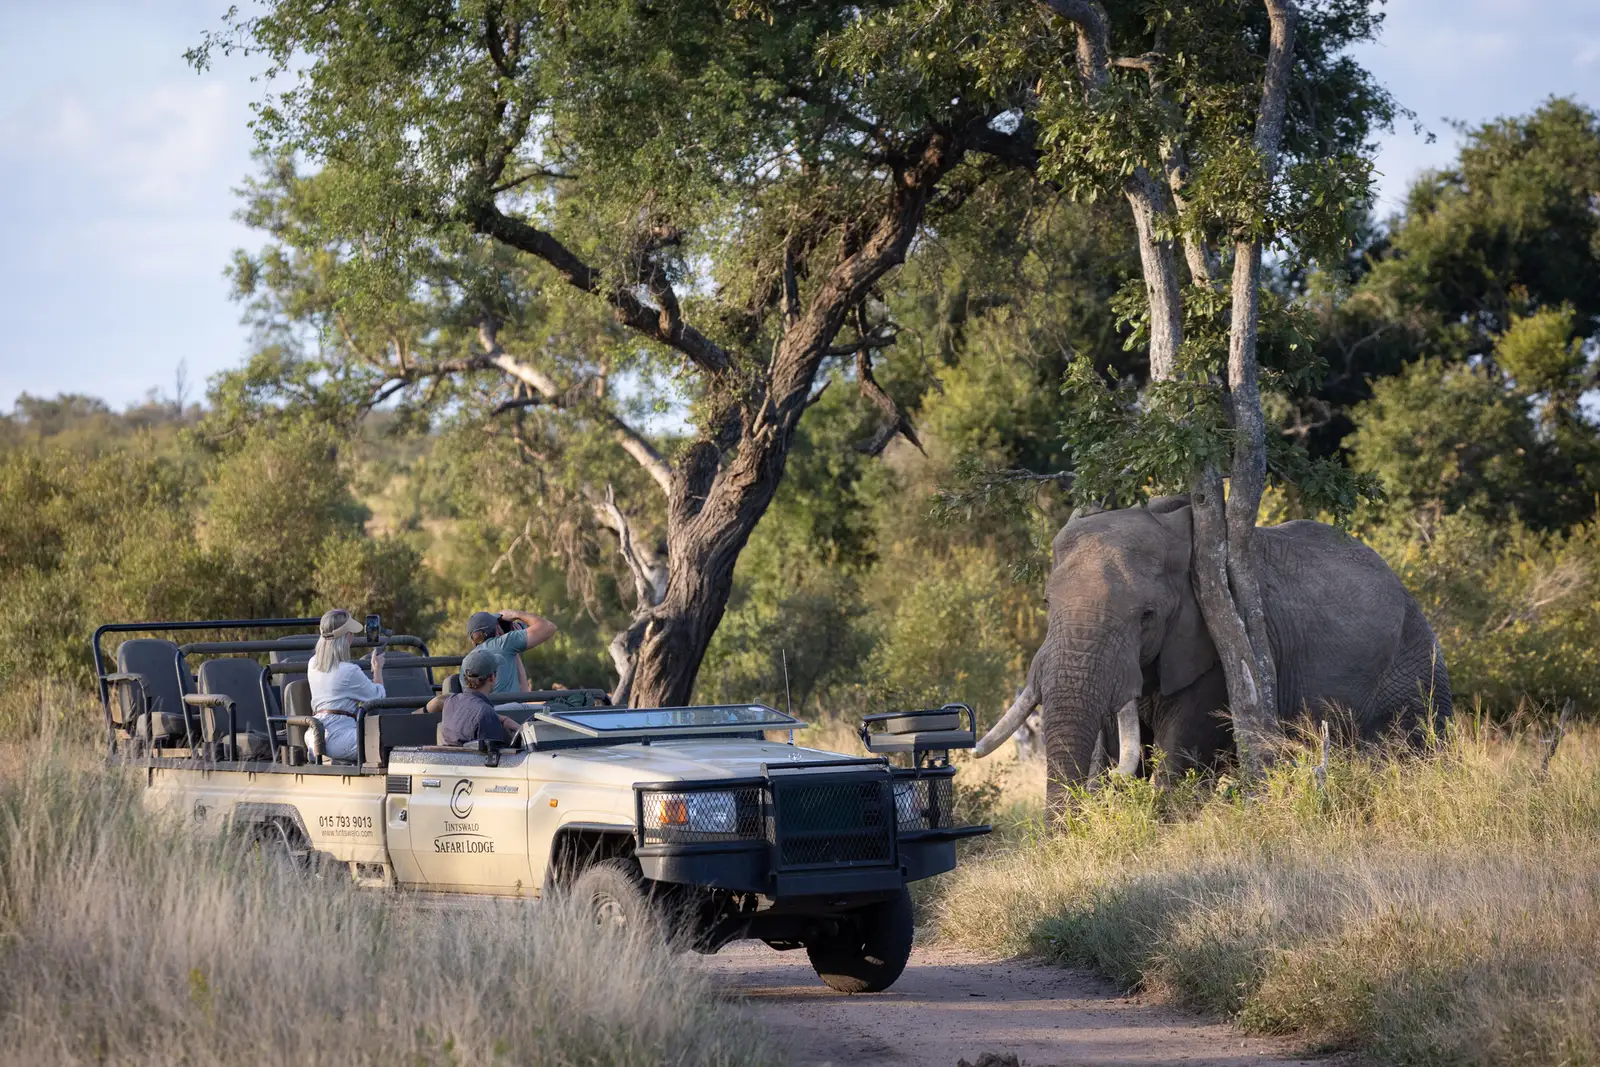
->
xmin=549 ymin=738 xmax=864 ymax=786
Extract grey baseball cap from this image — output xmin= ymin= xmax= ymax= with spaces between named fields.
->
xmin=462 ymin=645 xmax=500 ymax=682
xmin=467 ymin=611 xmax=500 ymax=639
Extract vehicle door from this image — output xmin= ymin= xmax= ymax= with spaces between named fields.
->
xmin=403 ymin=752 xmax=534 ymax=894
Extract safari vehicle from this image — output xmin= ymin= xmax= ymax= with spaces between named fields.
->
xmin=93 ymin=617 xmax=991 ymax=992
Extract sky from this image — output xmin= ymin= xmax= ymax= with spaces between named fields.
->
xmin=1 ymin=0 xmax=1599 ymax=412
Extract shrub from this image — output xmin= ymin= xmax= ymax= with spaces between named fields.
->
xmin=1366 ymin=512 xmax=1600 ymax=716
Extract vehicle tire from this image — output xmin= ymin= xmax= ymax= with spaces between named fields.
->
xmin=567 ymin=859 xmax=663 ymax=937
xmin=805 ymin=887 xmax=914 ymax=993
xmin=249 ymin=818 xmax=311 ymax=881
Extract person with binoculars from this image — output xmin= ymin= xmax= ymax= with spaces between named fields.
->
xmin=463 ymin=608 xmax=558 ymax=693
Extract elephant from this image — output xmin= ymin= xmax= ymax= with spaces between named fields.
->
xmin=976 ymin=496 xmax=1451 ymax=811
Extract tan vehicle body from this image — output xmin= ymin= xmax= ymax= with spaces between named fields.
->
xmin=144 ymin=737 xmax=852 ymax=895
xmin=100 ymin=619 xmax=985 ymax=993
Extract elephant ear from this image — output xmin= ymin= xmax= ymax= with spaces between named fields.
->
xmin=1149 ymin=506 xmax=1218 ymax=696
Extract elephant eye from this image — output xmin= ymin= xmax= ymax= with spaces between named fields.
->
xmin=1142 ymin=608 xmax=1156 ymax=621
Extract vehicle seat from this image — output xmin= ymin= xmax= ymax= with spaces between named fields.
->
xmin=194 ymin=658 xmax=273 ymax=761
xmin=280 ymin=678 xmax=316 ymax=765
xmin=442 ymin=673 xmax=464 ymax=695
xmin=113 ymin=638 xmax=195 ymax=747
xmin=381 ymin=659 xmax=434 ymax=701
xmin=268 ymin=649 xmax=311 ymax=707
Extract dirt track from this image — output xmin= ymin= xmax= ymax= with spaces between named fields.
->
xmin=705 ymin=942 xmax=1331 ymax=1067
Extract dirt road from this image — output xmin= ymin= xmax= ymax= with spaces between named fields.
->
xmin=705 ymin=942 xmax=1329 ymax=1067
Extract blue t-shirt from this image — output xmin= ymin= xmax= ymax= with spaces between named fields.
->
xmin=440 ymin=690 xmax=507 ymax=747
xmin=463 ymin=627 xmax=529 ymax=693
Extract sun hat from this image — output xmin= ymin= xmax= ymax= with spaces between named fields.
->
xmin=319 ymin=608 xmax=364 ymax=639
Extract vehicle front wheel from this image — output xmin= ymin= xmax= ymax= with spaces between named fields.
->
xmin=567 ymin=859 xmax=663 ymax=937
xmin=805 ymin=887 xmax=914 ymax=993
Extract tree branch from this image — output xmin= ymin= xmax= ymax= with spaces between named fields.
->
xmin=593 ymin=485 xmax=668 ymax=607
xmin=466 ymin=202 xmax=733 ymax=375
xmin=1035 ymin=0 xmax=1111 ymax=88
xmin=477 ymin=321 xmax=675 ymax=496
xmin=826 ymin=330 xmax=898 ymax=356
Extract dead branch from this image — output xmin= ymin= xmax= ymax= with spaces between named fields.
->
xmin=478 ymin=320 xmax=674 ymax=496
xmin=1540 ymin=699 xmax=1572 ymax=775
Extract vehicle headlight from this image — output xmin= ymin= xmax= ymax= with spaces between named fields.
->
xmin=653 ymin=791 xmax=738 ymax=834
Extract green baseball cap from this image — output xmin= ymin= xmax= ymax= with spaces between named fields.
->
xmin=462 ymin=645 xmax=500 ymax=682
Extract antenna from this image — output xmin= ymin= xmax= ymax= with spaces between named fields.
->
xmin=781 ymin=649 xmax=795 ymax=745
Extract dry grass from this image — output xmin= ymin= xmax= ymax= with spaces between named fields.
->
xmin=0 ymin=740 xmax=777 ymax=1067
xmin=0 ymin=678 xmax=102 ymax=746
xmin=931 ymin=720 xmax=1600 ymax=1067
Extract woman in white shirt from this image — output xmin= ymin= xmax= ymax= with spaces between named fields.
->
xmin=305 ymin=608 xmax=385 ymax=762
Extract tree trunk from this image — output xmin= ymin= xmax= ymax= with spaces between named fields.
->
xmin=623 ymin=134 xmax=962 ymax=707
xmin=1124 ymin=167 xmax=1185 ymax=381
xmin=1190 ymin=0 xmax=1298 ymax=776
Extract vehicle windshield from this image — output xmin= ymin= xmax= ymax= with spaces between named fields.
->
xmin=537 ymin=703 xmax=802 ymax=735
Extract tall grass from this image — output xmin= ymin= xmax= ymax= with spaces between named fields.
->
xmin=932 ymin=720 xmax=1600 ymax=1066
xmin=0 ymin=743 xmax=776 ymax=1066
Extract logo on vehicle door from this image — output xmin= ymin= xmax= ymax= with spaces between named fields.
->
xmin=450 ymin=779 xmax=474 ymax=819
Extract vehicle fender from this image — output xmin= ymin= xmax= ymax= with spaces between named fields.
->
xmin=230 ymin=801 xmax=312 ymax=844
xmin=544 ymin=819 xmax=636 ymax=889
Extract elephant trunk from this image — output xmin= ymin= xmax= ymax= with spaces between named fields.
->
xmin=1038 ymin=622 xmax=1142 ymax=798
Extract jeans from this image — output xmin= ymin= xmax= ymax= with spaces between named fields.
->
xmin=313 ymin=712 xmax=359 ymax=762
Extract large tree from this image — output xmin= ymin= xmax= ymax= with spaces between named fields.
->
xmin=839 ymin=0 xmax=1397 ymax=774
xmin=193 ymin=0 xmax=1032 ymax=705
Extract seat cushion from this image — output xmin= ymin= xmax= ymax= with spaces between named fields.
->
xmin=229 ymin=732 xmax=273 ymax=761
xmin=115 ymin=638 xmax=194 ymax=739
xmin=196 ymin=658 xmax=271 ymax=739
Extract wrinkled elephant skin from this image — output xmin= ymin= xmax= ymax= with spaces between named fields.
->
xmin=979 ymin=499 xmax=1452 ymax=812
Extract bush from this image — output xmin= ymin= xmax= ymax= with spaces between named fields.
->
xmin=931 ymin=724 xmax=1600 ymax=1066
xmin=0 ymin=745 xmax=776 ymax=1066
xmin=1366 ymin=512 xmax=1600 ymax=716
xmin=0 ymin=427 xmax=439 ymax=689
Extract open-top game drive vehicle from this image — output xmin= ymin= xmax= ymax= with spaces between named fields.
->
xmin=93 ymin=617 xmax=991 ymax=992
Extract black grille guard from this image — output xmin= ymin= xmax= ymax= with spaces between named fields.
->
xmin=631 ymin=759 xmax=987 ymax=856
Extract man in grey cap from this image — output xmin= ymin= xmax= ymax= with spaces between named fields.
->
xmin=440 ymin=645 xmax=522 ymax=746
xmin=464 ymin=608 xmax=557 ymax=693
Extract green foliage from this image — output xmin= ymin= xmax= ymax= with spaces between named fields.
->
xmin=0 ymin=421 xmax=438 ymax=686
xmin=1366 ymin=512 xmax=1600 ymax=715
xmin=1301 ymin=98 xmax=1600 ymax=463
xmin=1350 ymin=348 xmax=1600 ymax=530
xmin=1494 ymin=305 xmax=1587 ymax=404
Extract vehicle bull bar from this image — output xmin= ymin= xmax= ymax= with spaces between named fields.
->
xmin=631 ymin=759 xmax=988 ymax=897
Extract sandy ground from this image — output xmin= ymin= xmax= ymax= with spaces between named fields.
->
xmin=704 ymin=941 xmax=1333 ymax=1067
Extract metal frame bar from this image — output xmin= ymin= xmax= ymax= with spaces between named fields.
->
xmin=92 ymin=618 xmax=320 ymax=739
xmin=92 ymin=618 xmax=437 ymax=759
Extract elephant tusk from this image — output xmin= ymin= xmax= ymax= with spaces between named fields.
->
xmin=1112 ymin=698 xmax=1141 ymax=776
xmin=975 ymin=684 xmax=1037 ymax=757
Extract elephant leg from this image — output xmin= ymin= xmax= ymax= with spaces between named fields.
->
xmin=1150 ymin=664 xmax=1231 ymax=783
xmin=1362 ymin=607 xmax=1453 ymax=744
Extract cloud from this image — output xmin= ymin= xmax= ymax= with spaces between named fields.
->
xmin=1576 ymin=41 xmax=1600 ymax=69
xmin=1 ymin=79 xmax=238 ymax=209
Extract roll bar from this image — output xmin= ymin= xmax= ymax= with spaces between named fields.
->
xmin=91 ymin=617 xmax=434 ymax=756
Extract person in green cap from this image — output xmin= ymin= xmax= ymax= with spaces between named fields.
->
xmin=440 ymin=645 xmax=523 ymax=746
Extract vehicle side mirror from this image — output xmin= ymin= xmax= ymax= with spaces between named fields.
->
xmin=477 ymin=739 xmax=503 ymax=768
